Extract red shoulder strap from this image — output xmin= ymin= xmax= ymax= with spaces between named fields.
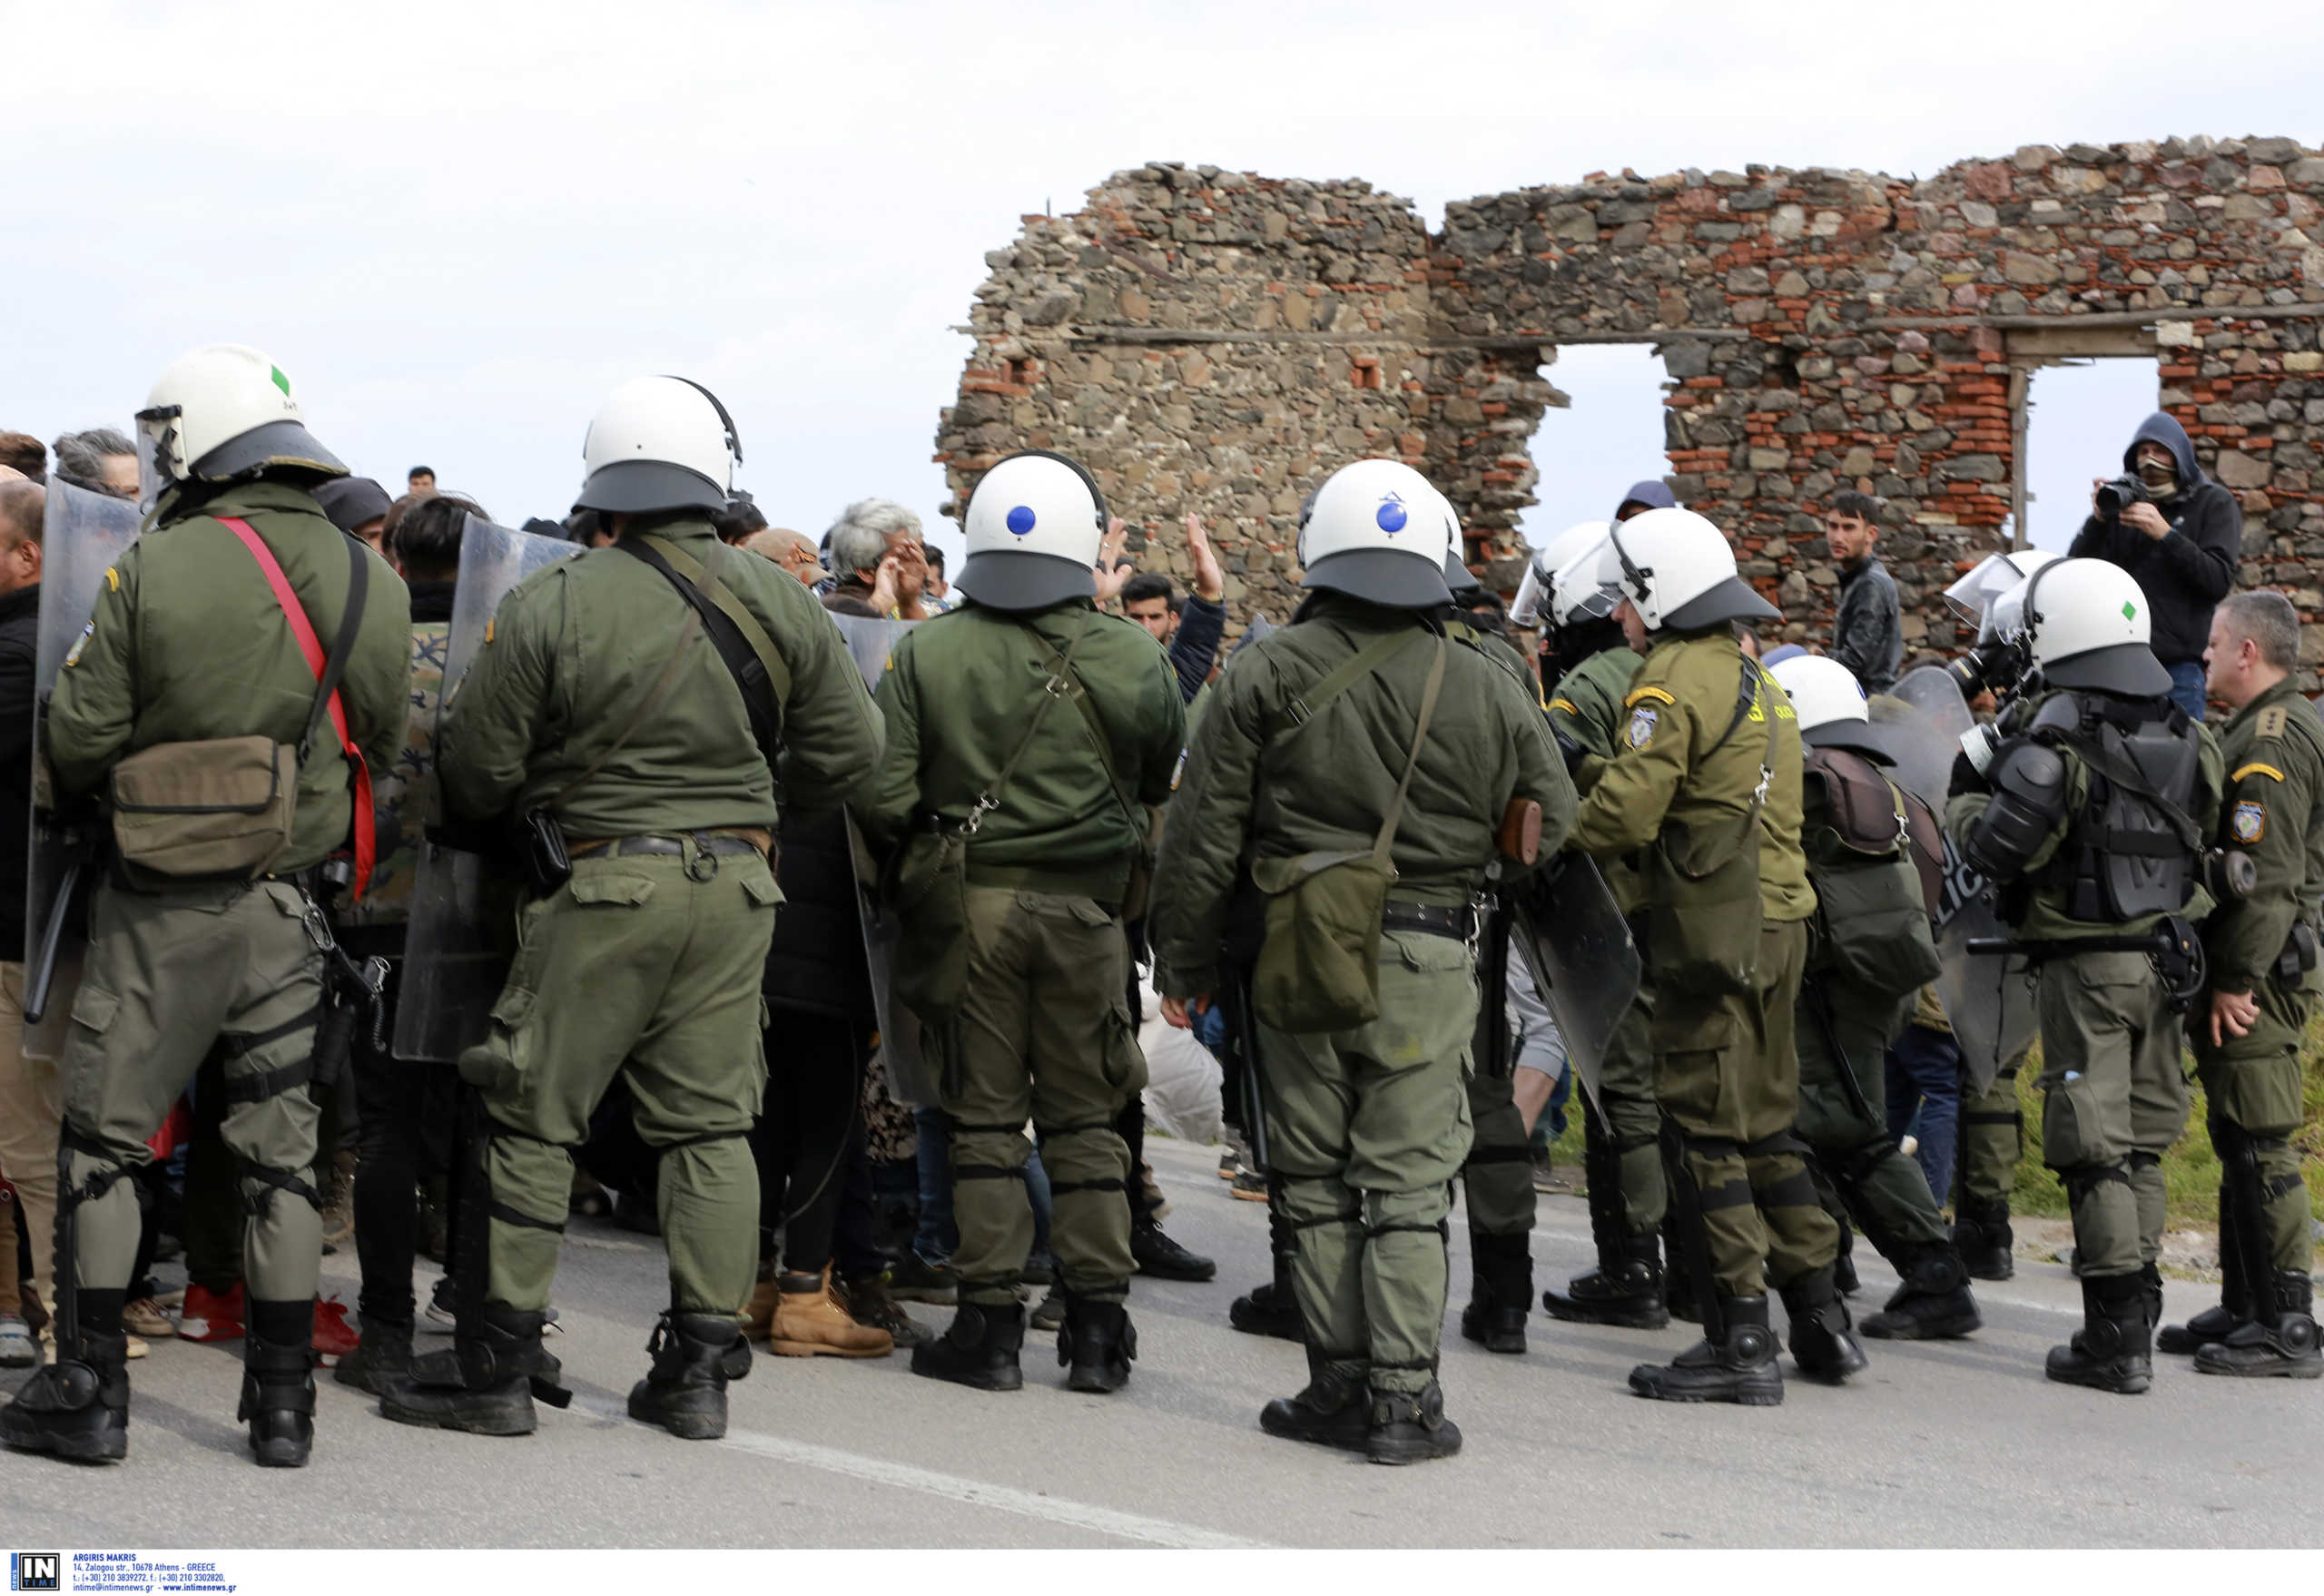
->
xmin=218 ymin=517 xmax=376 ymax=900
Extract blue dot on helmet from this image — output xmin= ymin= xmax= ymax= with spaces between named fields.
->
xmin=1006 ymin=505 xmax=1037 ymax=536
xmin=1375 ymin=497 xmax=1407 ymax=533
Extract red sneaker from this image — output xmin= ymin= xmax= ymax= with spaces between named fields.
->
xmin=179 ymin=1281 xmax=246 ymax=1342
xmin=311 ymin=1296 xmax=359 ymax=1362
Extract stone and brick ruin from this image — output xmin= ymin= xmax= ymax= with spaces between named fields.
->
xmin=934 ymin=137 xmax=2324 ymax=679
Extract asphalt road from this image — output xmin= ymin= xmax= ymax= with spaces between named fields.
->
xmin=6 ymin=1136 xmax=2319 ymax=1549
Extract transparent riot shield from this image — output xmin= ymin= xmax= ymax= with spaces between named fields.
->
xmin=827 ymin=614 xmax=932 ymax=1104
xmin=1868 ymin=665 xmax=1974 ymax=815
xmin=1508 ymin=853 xmax=1640 ymax=1104
xmin=392 ymin=517 xmax=581 ymax=1061
xmin=1931 ymin=835 xmax=2040 ymax=1093
xmin=22 ymin=482 xmax=146 ymax=1058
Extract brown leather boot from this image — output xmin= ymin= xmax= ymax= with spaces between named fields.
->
xmin=741 ymin=1264 xmax=780 ymax=1342
xmin=770 ymin=1266 xmax=893 ymax=1358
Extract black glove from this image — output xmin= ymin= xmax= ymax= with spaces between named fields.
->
xmin=1553 ymin=723 xmax=1589 ymax=776
xmin=1946 ymin=748 xmax=1988 ymax=799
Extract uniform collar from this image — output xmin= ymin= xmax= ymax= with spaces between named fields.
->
xmin=2228 ymin=673 xmax=2303 ymax=732
xmin=159 ymin=477 xmax=327 ymax=529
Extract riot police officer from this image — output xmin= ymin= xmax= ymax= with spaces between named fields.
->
xmin=860 ymin=450 xmax=1184 ymax=1396
xmin=1534 ymin=522 xmax=1672 ymax=1332
xmin=383 ymin=377 xmax=883 ymax=1440
xmin=1945 ymin=557 xmax=2222 ymax=1394
xmin=1565 ymin=507 xmax=1860 ymax=1405
xmin=1769 ymin=655 xmax=1981 ymax=1341
xmin=2163 ymin=590 xmax=2321 ymax=1378
xmin=1152 ymin=458 xmax=1571 ymax=1463
xmin=1 ymin=345 xmax=410 ymax=1466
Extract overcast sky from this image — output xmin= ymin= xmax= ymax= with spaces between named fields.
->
xmin=8 ymin=1 xmax=2308 ymax=566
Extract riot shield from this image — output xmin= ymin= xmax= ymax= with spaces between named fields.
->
xmin=1931 ymin=834 xmax=2040 ymax=1093
xmin=392 ymin=517 xmax=582 ymax=1061
xmin=1508 ymin=853 xmax=1640 ymax=1104
xmin=22 ymin=481 xmax=146 ymax=1059
xmin=828 ymin=614 xmax=934 ymax=1104
xmin=1868 ymin=665 xmax=1974 ymax=814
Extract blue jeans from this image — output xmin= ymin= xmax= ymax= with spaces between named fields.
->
xmin=1884 ymin=1023 xmax=1961 ymax=1203
xmin=2167 ymin=659 xmax=2206 ymax=723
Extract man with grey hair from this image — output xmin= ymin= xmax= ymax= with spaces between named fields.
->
xmin=823 ymin=498 xmax=930 ymax=620
xmin=51 ymin=429 xmax=139 ymax=501
xmin=2170 ymin=589 xmax=2324 ymax=1378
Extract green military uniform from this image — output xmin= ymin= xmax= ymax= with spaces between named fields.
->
xmin=1953 ymin=1012 xmax=2031 ymax=1280
xmin=2181 ymin=675 xmax=2324 ymax=1370
xmin=1541 ymin=642 xmax=1673 ymax=1321
xmin=1569 ymin=633 xmax=1837 ymax=1308
xmin=1152 ymin=596 xmax=1571 ymax=1403
xmin=862 ymin=602 xmax=1183 ymax=1315
xmin=1945 ymin=687 xmax=2222 ymax=1286
xmin=49 ymin=480 xmax=410 ymax=1314
xmin=438 ymin=520 xmax=881 ymax=1322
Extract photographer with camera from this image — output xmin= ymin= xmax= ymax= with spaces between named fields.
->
xmin=2068 ymin=413 xmax=2241 ymax=721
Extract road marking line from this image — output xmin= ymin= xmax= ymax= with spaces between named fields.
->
xmin=572 ymin=1398 xmax=1270 ymax=1549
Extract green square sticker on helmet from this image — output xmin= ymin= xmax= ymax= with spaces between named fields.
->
xmin=2122 ymin=600 xmax=2136 ymax=621
xmin=271 ymin=365 xmax=291 ymax=397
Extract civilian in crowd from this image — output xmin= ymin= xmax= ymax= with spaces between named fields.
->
xmin=823 ymin=498 xmax=931 ymax=620
xmin=0 ymin=479 xmax=49 ymax=1367
xmin=1120 ymin=514 xmax=1227 ymax=703
xmin=407 ymin=465 xmax=437 ymax=497
xmin=1612 ymin=478 xmax=1677 ymax=522
xmin=1824 ymin=490 xmax=1901 ymax=694
xmin=2069 ymin=410 xmax=2242 ymax=721
xmin=313 ymin=477 xmax=394 ymax=554
xmin=51 ymin=429 xmax=139 ymax=500
xmin=714 ymin=492 xmax=767 ymax=546
xmin=0 ymin=434 xmax=44 ymax=482
xmin=921 ymin=544 xmax=953 ymax=612
xmin=742 ymin=526 xmax=829 ymax=586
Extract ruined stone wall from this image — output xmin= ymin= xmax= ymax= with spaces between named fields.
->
xmin=940 ymin=139 xmax=2324 ymax=675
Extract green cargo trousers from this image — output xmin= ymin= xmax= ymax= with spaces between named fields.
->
xmin=1654 ymin=917 xmax=1836 ymax=1299
xmin=1461 ymin=1067 xmax=1534 ymax=1238
xmin=61 ymin=880 xmax=324 ymax=1302
xmin=1796 ymin=979 xmax=1950 ymax=1261
xmin=942 ymin=886 xmax=1145 ymax=1307
xmin=2191 ymin=974 xmax=2315 ymax=1276
xmin=1593 ymin=987 xmax=1666 ymax=1236
xmin=1259 ymin=927 xmax=1477 ymax=1395
xmin=459 ymin=844 xmax=778 ymax=1316
xmin=2035 ymin=950 xmax=2191 ymax=1280
xmin=1958 ymin=1048 xmax=2028 ymax=1207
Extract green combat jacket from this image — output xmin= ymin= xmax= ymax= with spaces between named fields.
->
xmin=438 ymin=516 xmax=881 ymax=836
xmin=1943 ymin=685 xmax=2223 ymax=943
xmin=860 ymin=598 xmax=1185 ymax=901
xmin=1569 ymin=627 xmax=1817 ymax=923
xmin=1549 ymin=644 xmax=1643 ymax=763
xmin=52 ymin=478 xmax=412 ymax=876
xmin=2204 ymin=676 xmax=2324 ymax=995
xmin=1148 ymin=593 xmax=1573 ymax=1001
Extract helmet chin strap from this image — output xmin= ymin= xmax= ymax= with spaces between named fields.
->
xmin=662 ymin=376 xmax=744 ymax=467
xmin=1606 ymin=520 xmax=1655 ymax=618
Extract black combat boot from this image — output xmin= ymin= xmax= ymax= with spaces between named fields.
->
xmin=1231 ymin=1201 xmax=1305 ymax=1341
xmin=1056 ymin=1297 xmax=1137 ymax=1394
xmin=1859 ymin=1246 xmax=1982 ymax=1341
xmin=1831 ymin=1220 xmax=1859 ymax=1296
xmin=2045 ymin=1274 xmax=2153 ymax=1395
xmin=1780 ymin=1271 xmax=1869 ymax=1383
xmin=2160 ymin=1201 xmax=2249 ymax=1354
xmin=0 ymin=1298 xmax=131 ymax=1465
xmin=1543 ymin=1231 xmax=1670 ymax=1330
xmin=910 ymin=1299 xmax=1026 ymax=1392
xmin=1130 ymin=1217 xmax=1216 ymax=1283
xmin=239 ymin=1311 xmax=319 ymax=1469
xmin=333 ymin=1318 xmax=414 ymax=1395
xmin=1365 ymin=1379 xmax=1462 ymax=1465
xmin=1257 ymin=1351 xmax=1369 ymax=1453
xmin=2194 ymin=1271 xmax=2323 ymax=1380
xmin=627 ymin=1311 xmax=753 ymax=1440
xmin=1952 ymin=1197 xmax=2015 ymax=1281
xmin=1458 ymin=1231 xmax=1531 ymax=1355
xmin=381 ymin=1303 xmax=566 ymax=1435
xmin=1628 ymin=1296 xmax=1783 ymax=1406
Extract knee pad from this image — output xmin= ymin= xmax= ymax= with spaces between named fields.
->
xmin=2061 ymin=1163 xmax=2132 ymax=1208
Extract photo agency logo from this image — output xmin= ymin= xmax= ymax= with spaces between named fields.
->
xmin=10 ymin=1553 xmax=60 ymax=1592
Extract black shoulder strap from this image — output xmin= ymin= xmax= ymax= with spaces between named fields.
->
xmin=298 ymin=533 xmax=369 ymax=766
xmin=615 ymin=535 xmax=783 ymax=768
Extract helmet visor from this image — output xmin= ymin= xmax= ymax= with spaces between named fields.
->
xmin=1942 ymin=554 xmax=2024 ymax=631
xmin=133 ymin=405 xmax=182 ymax=517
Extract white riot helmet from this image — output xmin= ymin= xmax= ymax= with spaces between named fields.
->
xmin=2020 ymin=557 xmax=2173 ymax=696
xmin=1600 ymin=506 xmax=1777 ymax=632
xmin=1509 ymin=520 xmax=1608 ymax=628
xmin=1546 ymin=521 xmax=1622 ymax=627
xmin=576 ymin=376 xmax=742 ymax=514
xmin=1944 ymin=549 xmax=2060 ymax=645
xmin=956 ymin=449 xmax=1107 ymax=611
xmin=133 ymin=344 xmax=346 ymax=509
xmin=1769 ymin=654 xmax=1894 ymax=763
xmin=1298 ymin=458 xmax=1453 ymax=608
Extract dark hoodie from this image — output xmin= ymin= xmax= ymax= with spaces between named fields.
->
xmin=2066 ymin=411 xmax=2240 ymax=665
xmin=1612 ymin=478 xmax=1678 ymax=519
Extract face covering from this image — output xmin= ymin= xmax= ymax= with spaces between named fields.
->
xmin=2137 ymin=457 xmax=2180 ymax=495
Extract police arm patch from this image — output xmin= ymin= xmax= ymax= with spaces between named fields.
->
xmin=2231 ymin=800 xmax=2266 ymax=843
xmin=1627 ymin=704 xmax=1659 ymax=748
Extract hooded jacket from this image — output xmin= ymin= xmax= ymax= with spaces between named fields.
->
xmin=2066 ymin=412 xmax=2241 ymax=666
xmin=1612 ymin=478 xmax=1678 ymax=519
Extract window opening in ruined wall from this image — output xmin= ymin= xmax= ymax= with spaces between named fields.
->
xmin=2014 ymin=342 xmax=2161 ymax=553
xmin=1513 ymin=345 xmax=1672 ymax=554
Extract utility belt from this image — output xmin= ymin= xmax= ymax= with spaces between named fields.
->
xmin=1968 ymin=913 xmax=2205 ymax=1013
xmin=2275 ymin=921 xmax=2320 ymax=986
xmin=1382 ymin=900 xmax=1477 ymax=942
xmin=567 ymin=828 xmax=772 ymax=862
xmin=513 ymin=807 xmax=769 ymax=894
